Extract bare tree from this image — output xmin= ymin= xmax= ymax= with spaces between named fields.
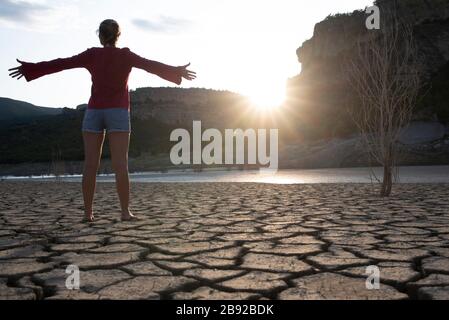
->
xmin=345 ymin=10 xmax=421 ymax=196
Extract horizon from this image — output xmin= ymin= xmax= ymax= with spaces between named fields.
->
xmin=0 ymin=0 xmax=374 ymax=109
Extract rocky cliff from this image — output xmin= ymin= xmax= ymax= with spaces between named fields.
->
xmin=130 ymin=87 xmax=253 ymax=129
xmin=287 ymin=0 xmax=449 ymax=140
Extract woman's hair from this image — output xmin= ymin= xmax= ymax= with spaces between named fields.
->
xmin=98 ymin=19 xmax=121 ymax=46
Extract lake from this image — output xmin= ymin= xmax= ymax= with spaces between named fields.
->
xmin=3 ymin=166 xmax=449 ymax=184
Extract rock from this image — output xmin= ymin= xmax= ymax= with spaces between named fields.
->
xmin=203 ymin=247 xmax=241 ymax=259
xmin=341 ymin=263 xmax=420 ymax=284
xmin=97 ymin=276 xmax=195 ymax=299
xmin=382 ymin=242 xmax=420 ymax=250
xmin=399 ymin=122 xmax=447 ymax=145
xmin=46 ymin=291 xmax=99 ymax=300
xmin=0 ymin=237 xmax=47 ymax=251
xmin=154 ymin=242 xmax=231 ymax=255
xmin=352 ymin=249 xmax=429 ymax=262
xmin=57 ymin=234 xmax=108 ymax=244
xmin=0 ymin=230 xmax=16 ymax=237
xmin=50 ymin=243 xmax=98 ymax=252
xmin=408 ymin=274 xmax=449 ymax=290
xmin=156 ymin=261 xmax=201 ymax=271
xmin=289 ymin=0 xmax=449 ymax=145
xmin=218 ymin=233 xmax=294 ymax=241
xmin=279 ymin=273 xmax=408 ymax=300
xmin=33 ymin=268 xmax=131 ymax=293
xmin=422 ymin=257 xmax=449 ymax=275
xmin=183 ymin=269 xmax=243 ymax=281
xmin=122 ymin=262 xmax=172 ymax=276
xmin=76 ymin=104 xmax=88 ymax=111
xmin=16 ymin=276 xmax=44 ymax=299
xmin=278 ymin=235 xmax=324 ymax=245
xmin=131 ymin=87 xmax=248 ymax=129
xmin=146 ymin=252 xmax=180 ymax=260
xmin=322 ymin=236 xmax=381 ymax=246
xmin=54 ymin=252 xmax=140 ymax=269
xmin=0 ymin=259 xmax=53 ymax=277
xmin=220 ymin=271 xmax=288 ymax=291
xmin=241 ymin=253 xmax=312 ymax=273
xmin=0 ymin=278 xmax=36 ymax=300
xmin=86 ymin=243 xmax=145 ymax=253
xmin=417 ymin=286 xmax=449 ymax=300
xmin=172 ymin=287 xmax=260 ymax=300
xmin=244 ymin=243 xmax=322 ymax=255
xmin=0 ymin=245 xmax=51 ymax=260
xmin=307 ymin=253 xmax=371 ymax=270
xmin=184 ymin=254 xmax=236 ymax=268
xmin=431 ymin=248 xmax=449 ymax=258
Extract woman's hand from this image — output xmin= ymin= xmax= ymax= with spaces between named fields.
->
xmin=8 ymin=59 xmax=26 ymax=80
xmin=178 ymin=63 xmax=196 ymax=81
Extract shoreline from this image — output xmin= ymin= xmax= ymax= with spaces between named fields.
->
xmin=2 ymin=165 xmax=449 ymax=184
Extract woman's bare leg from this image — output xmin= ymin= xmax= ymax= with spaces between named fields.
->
xmin=82 ymin=132 xmax=105 ymax=221
xmin=108 ymin=132 xmax=135 ymax=220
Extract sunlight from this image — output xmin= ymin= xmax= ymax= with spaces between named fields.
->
xmin=244 ymin=81 xmax=286 ymax=111
xmin=254 ymin=172 xmax=302 ymax=184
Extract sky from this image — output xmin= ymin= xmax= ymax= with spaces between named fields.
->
xmin=0 ymin=0 xmax=374 ymax=109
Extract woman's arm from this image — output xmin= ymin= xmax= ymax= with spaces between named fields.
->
xmin=127 ymin=49 xmax=196 ymax=85
xmin=8 ymin=49 xmax=92 ymax=82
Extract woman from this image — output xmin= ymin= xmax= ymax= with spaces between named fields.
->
xmin=8 ymin=19 xmax=196 ymax=222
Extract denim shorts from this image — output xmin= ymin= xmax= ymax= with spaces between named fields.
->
xmin=82 ymin=108 xmax=131 ymax=134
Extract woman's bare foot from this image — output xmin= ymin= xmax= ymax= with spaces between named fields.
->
xmin=121 ymin=210 xmax=138 ymax=221
xmin=84 ymin=211 xmax=95 ymax=223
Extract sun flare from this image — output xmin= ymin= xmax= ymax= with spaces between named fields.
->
xmin=245 ymin=83 xmax=286 ymax=111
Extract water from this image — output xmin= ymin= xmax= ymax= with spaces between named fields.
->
xmin=3 ymin=166 xmax=449 ymax=184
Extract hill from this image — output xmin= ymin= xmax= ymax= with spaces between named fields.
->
xmin=0 ymin=106 xmax=177 ymax=165
xmin=0 ymin=97 xmax=62 ymax=126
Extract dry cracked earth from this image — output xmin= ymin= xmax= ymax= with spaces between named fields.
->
xmin=1 ymin=181 xmax=449 ymax=300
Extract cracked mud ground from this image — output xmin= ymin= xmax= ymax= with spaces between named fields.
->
xmin=1 ymin=182 xmax=449 ymax=300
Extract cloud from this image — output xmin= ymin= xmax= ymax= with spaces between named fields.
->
xmin=0 ymin=0 xmax=51 ymax=23
xmin=0 ymin=0 xmax=81 ymax=32
xmin=132 ymin=16 xmax=191 ymax=33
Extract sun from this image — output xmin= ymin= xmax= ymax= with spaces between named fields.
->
xmin=245 ymin=83 xmax=286 ymax=111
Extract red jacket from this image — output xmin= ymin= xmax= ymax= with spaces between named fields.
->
xmin=21 ymin=47 xmax=183 ymax=109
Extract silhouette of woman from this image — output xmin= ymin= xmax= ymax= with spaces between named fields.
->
xmin=8 ymin=19 xmax=196 ymax=222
